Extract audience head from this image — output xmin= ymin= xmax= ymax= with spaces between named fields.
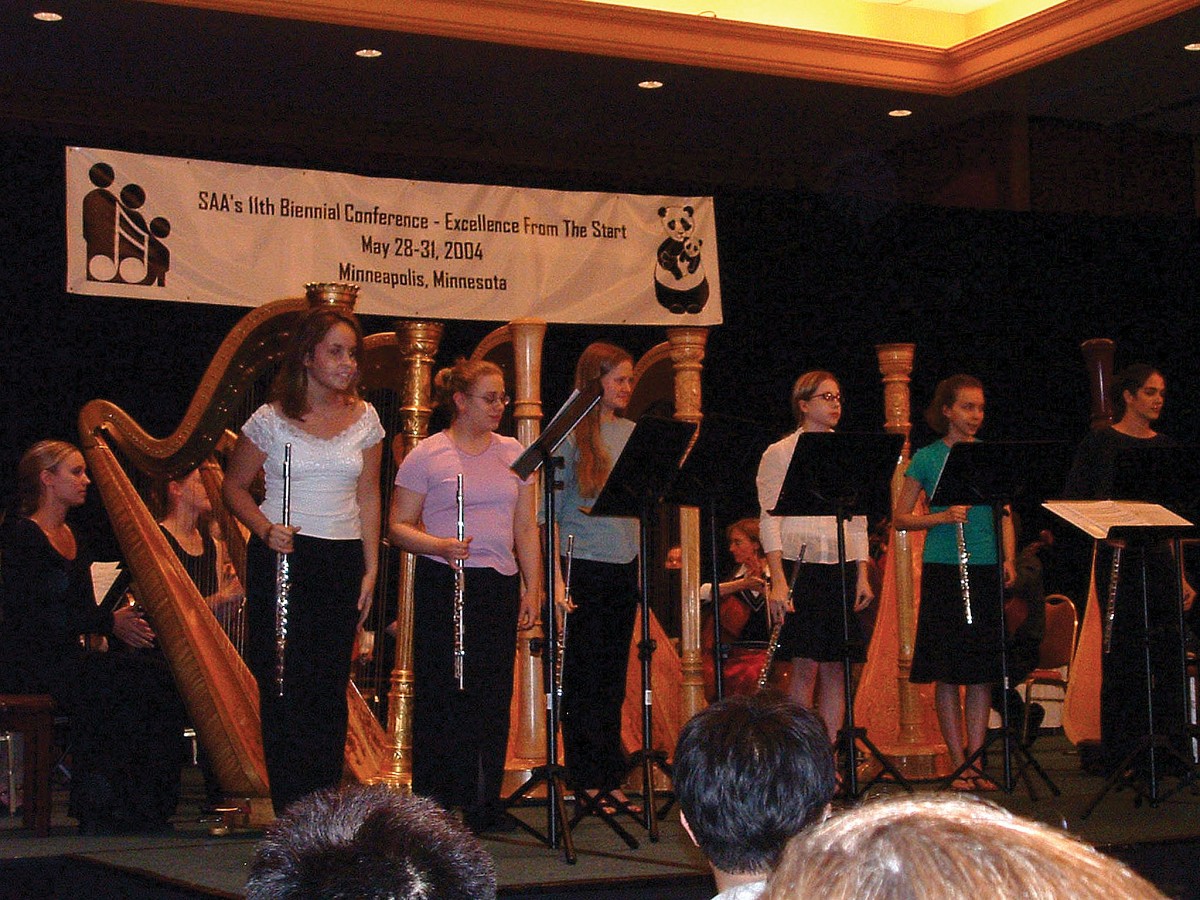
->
xmin=763 ymin=794 xmax=1166 ymax=900
xmin=674 ymin=694 xmax=836 ymax=878
xmin=245 ymin=785 xmax=497 ymax=900
xmin=16 ymin=439 xmax=86 ymax=516
xmin=924 ymin=373 xmax=983 ymax=435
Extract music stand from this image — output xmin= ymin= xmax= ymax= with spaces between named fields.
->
xmin=1055 ymin=444 xmax=1199 ymax=816
xmin=586 ymin=415 xmax=697 ymax=842
xmin=663 ymin=413 xmax=773 ymax=704
xmin=932 ymin=441 xmax=1064 ymax=799
xmin=504 ymin=383 xmax=601 ymax=863
xmin=770 ymin=430 xmax=911 ymax=799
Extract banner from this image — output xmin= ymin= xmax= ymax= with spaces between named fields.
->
xmin=65 ymin=147 xmax=721 ymax=325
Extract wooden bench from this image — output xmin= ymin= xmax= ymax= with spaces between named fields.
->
xmin=0 ymin=694 xmax=56 ymax=836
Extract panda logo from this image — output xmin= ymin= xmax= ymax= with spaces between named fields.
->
xmin=653 ymin=205 xmax=709 ymax=314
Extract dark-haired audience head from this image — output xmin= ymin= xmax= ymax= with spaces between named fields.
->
xmin=674 ymin=695 xmax=835 ymax=882
xmin=245 ymin=785 xmax=497 ymax=900
xmin=925 ymin=374 xmax=983 ymax=435
xmin=763 ymin=794 xmax=1166 ymax=900
xmin=1112 ymin=363 xmax=1162 ymax=421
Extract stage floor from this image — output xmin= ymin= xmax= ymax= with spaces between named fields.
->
xmin=2 ymin=733 xmax=1199 ymax=899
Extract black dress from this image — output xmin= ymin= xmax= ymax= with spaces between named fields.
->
xmin=1064 ymin=427 xmax=1187 ymax=770
xmin=0 ymin=516 xmax=187 ymax=832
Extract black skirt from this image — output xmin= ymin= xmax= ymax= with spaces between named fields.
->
xmin=776 ymin=561 xmax=865 ymax=663
xmin=910 ymin=562 xmax=1003 ymax=685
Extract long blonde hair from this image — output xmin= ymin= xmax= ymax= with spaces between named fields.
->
xmin=573 ymin=342 xmax=633 ymax=499
xmin=790 ymin=370 xmax=837 ymax=429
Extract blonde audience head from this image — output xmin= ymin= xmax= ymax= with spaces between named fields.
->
xmin=763 ymin=794 xmax=1164 ymax=900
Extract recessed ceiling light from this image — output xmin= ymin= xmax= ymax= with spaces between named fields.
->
xmin=1185 ymin=43 xmax=1200 ymax=52
xmin=888 ymin=109 xmax=913 ymax=117
xmin=33 ymin=11 xmax=63 ymax=22
xmin=639 ymin=80 xmax=664 ymax=90
xmin=355 ymin=48 xmax=383 ymax=59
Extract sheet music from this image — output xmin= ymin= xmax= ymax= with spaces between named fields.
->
xmin=1042 ymin=500 xmax=1193 ymax=540
xmin=91 ymin=560 xmax=125 ymax=605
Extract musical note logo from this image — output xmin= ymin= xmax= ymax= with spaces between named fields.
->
xmin=83 ymin=161 xmax=171 ymax=286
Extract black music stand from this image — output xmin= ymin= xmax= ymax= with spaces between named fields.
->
xmin=932 ymin=441 xmax=1063 ymax=799
xmin=1067 ymin=444 xmax=1200 ymax=816
xmin=585 ymin=415 xmax=697 ymax=842
xmin=664 ymin=413 xmax=772 ymax=703
xmin=771 ymin=431 xmax=911 ymax=800
xmin=504 ymin=382 xmax=601 ymax=863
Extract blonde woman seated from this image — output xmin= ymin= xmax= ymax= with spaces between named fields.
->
xmin=763 ymin=794 xmax=1165 ymax=900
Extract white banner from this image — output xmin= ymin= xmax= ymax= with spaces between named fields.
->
xmin=65 ymin=147 xmax=721 ymax=325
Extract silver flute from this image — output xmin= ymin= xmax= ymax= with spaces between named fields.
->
xmin=956 ymin=521 xmax=973 ymax=625
xmin=556 ymin=534 xmax=575 ymax=701
xmin=454 ymin=473 xmax=466 ymax=691
xmin=1103 ymin=544 xmax=1123 ymax=654
xmin=273 ymin=442 xmax=292 ymax=697
xmin=757 ymin=543 xmax=806 ymax=691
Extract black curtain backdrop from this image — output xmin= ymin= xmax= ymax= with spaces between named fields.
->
xmin=3 ymin=133 xmax=1198 ymax=592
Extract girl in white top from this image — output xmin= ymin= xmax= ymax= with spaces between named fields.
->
xmin=756 ymin=371 xmax=873 ymax=745
xmin=223 ymin=304 xmax=383 ymax=815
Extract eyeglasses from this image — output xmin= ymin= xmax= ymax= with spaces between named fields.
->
xmin=469 ymin=392 xmax=511 ymax=407
xmin=809 ymin=392 xmax=842 ymax=403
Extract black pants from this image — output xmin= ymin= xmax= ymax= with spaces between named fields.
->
xmin=411 ymin=556 xmax=520 ymax=814
xmin=560 ymin=558 xmax=639 ymax=792
xmin=246 ymin=535 xmax=362 ymax=815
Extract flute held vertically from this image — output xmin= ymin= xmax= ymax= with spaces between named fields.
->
xmin=556 ymin=534 xmax=575 ymax=700
xmin=454 ymin=473 xmax=466 ymax=691
xmin=956 ymin=521 xmax=973 ymax=625
xmin=274 ymin=442 xmax=293 ymax=697
xmin=757 ymin=543 xmax=807 ymax=692
xmin=1103 ymin=544 xmax=1123 ymax=654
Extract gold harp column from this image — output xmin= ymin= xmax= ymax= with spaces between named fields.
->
xmin=666 ymin=326 xmax=708 ymax=721
xmin=878 ymin=345 xmax=924 ymax=748
xmin=507 ymin=319 xmax=548 ymax=767
xmin=377 ymin=319 xmax=444 ymax=790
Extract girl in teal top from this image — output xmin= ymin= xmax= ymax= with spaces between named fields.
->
xmin=893 ymin=374 xmax=1015 ymax=791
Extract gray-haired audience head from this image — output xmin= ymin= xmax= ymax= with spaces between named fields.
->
xmin=246 ymin=785 xmax=497 ymax=900
xmin=674 ymin=694 xmax=836 ymax=876
xmin=764 ymin=794 xmax=1166 ymax=900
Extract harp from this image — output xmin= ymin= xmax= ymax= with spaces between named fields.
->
xmin=1061 ymin=338 xmax=1116 ymax=744
xmin=78 ymin=284 xmax=390 ymax=823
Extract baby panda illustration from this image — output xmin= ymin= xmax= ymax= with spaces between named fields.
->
xmin=654 ymin=204 xmax=709 ymax=314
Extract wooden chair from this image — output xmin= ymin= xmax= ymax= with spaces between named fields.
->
xmin=1019 ymin=594 xmax=1078 ymax=744
xmin=0 ymin=694 xmax=57 ymax=835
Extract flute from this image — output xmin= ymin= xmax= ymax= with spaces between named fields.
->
xmin=956 ymin=521 xmax=973 ymax=625
xmin=454 ymin=473 xmax=466 ymax=691
xmin=757 ymin=543 xmax=806 ymax=691
xmin=556 ymin=534 xmax=575 ymax=701
xmin=274 ymin=442 xmax=292 ymax=697
xmin=1103 ymin=544 xmax=1122 ymax=654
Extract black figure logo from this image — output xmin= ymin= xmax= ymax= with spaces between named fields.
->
xmin=83 ymin=162 xmax=171 ymax=286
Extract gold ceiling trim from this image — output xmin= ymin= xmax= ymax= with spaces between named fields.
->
xmin=147 ymin=0 xmax=1200 ymax=96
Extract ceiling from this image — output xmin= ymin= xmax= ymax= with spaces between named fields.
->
xmin=1 ymin=0 xmax=1198 ymax=192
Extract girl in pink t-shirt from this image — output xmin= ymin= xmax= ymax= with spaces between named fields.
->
xmin=390 ymin=358 xmax=542 ymax=834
